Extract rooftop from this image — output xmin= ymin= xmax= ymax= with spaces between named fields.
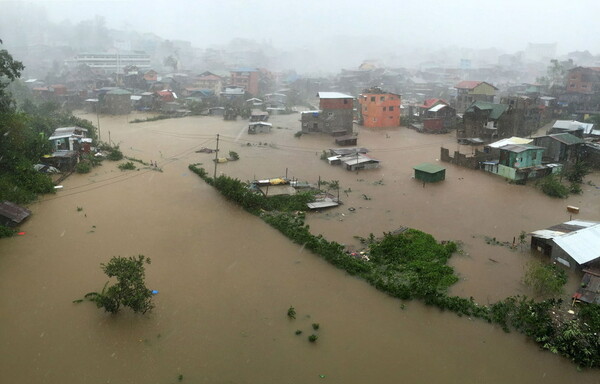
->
xmin=318 ymin=92 xmax=354 ymax=99
xmin=413 ymin=162 xmax=445 ymax=174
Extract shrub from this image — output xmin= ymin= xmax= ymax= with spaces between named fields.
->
xmin=228 ymin=151 xmax=239 ymax=160
xmin=75 ymin=161 xmax=91 ymax=174
xmin=0 ymin=225 xmax=16 ymax=238
xmin=524 ymin=260 xmax=568 ymax=296
xmin=118 ymin=161 xmax=136 ymax=171
xmin=537 ymin=175 xmax=569 ymax=198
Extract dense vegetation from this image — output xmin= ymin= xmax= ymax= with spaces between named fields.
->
xmin=0 ymin=42 xmax=96 ymax=204
xmin=75 ymin=255 xmax=154 ymax=314
xmin=190 ymin=164 xmax=600 ymax=368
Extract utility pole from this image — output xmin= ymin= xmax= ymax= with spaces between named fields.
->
xmin=96 ymin=101 xmax=101 ymax=142
xmin=213 ymin=133 xmax=220 ymax=179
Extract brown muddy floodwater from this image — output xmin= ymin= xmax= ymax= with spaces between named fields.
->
xmin=1 ymin=111 xmax=600 ymax=384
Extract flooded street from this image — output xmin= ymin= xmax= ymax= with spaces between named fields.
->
xmin=1 ymin=111 xmax=600 ymax=383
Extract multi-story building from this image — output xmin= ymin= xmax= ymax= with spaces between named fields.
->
xmin=358 ymin=88 xmax=401 ymax=128
xmin=301 ymin=92 xmax=354 ymax=135
xmin=230 ymin=68 xmax=260 ymax=96
xmin=195 ymin=72 xmax=224 ymax=95
xmin=454 ymin=81 xmax=497 ymax=113
xmin=68 ymin=51 xmax=151 ymax=74
xmin=565 ymin=67 xmax=600 ymax=95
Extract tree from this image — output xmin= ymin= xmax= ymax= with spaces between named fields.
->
xmin=0 ymin=38 xmax=25 ymax=112
xmin=79 ymin=255 xmax=154 ymax=314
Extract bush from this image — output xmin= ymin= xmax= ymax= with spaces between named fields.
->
xmin=537 ymin=175 xmax=569 ymax=198
xmin=0 ymin=225 xmax=16 ymax=238
xmin=524 ymin=260 xmax=568 ymax=296
xmin=75 ymin=161 xmax=91 ymax=174
xmin=106 ymin=147 xmax=123 ymax=161
xmin=118 ymin=161 xmax=136 ymax=171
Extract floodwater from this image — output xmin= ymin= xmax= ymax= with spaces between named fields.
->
xmin=1 ymin=111 xmax=599 ymax=384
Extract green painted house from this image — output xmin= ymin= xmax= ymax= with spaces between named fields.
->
xmin=413 ymin=163 xmax=446 ymax=183
xmin=494 ymin=144 xmax=550 ymax=180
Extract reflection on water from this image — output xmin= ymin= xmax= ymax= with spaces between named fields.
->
xmin=1 ymin=112 xmax=599 ymax=383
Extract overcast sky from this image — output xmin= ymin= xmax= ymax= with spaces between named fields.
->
xmin=7 ymin=0 xmax=600 ymax=54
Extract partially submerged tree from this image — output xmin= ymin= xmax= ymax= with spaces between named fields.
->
xmin=78 ymin=255 xmax=154 ymax=314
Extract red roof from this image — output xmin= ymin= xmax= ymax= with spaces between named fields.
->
xmin=455 ymin=81 xmax=483 ymax=89
xmin=421 ymin=98 xmax=448 ymax=108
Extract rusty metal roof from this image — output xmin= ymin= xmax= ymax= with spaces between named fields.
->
xmin=0 ymin=201 xmax=31 ymax=226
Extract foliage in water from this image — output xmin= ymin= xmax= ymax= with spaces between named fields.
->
xmin=77 ymin=255 xmax=154 ymax=314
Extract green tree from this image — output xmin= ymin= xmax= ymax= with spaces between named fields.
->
xmin=81 ymin=255 xmax=154 ymax=314
xmin=0 ymin=38 xmax=25 ymax=113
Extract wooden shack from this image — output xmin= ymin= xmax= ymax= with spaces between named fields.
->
xmin=413 ymin=163 xmax=446 ymax=183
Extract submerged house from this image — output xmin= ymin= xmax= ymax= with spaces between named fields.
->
xmin=481 ymin=143 xmax=560 ymax=181
xmin=530 ymin=220 xmax=600 ymax=270
xmin=300 ymin=92 xmax=354 ymax=136
xmin=413 ymin=163 xmax=446 ymax=183
xmin=533 ymin=133 xmax=585 ymax=163
xmin=460 ymin=101 xmax=510 ymax=140
xmin=248 ymin=122 xmax=272 ymax=134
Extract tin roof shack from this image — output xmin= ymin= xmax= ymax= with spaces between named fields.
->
xmin=342 ymin=154 xmax=380 ymax=171
xmin=533 ymin=133 xmax=585 ymax=163
xmin=49 ymin=127 xmax=88 ymax=152
xmin=574 ymin=270 xmax=600 ymax=304
xmin=530 ymin=220 xmax=600 ymax=270
xmin=422 ymin=103 xmax=457 ymax=133
xmin=250 ymin=111 xmax=269 ymax=122
xmin=301 ymin=92 xmax=354 ymax=136
xmin=549 ymin=120 xmax=600 ymax=137
xmin=413 ymin=163 xmax=446 ymax=183
xmin=494 ymin=144 xmax=547 ymax=181
xmin=0 ymin=201 xmax=31 ymax=227
xmin=460 ymin=101 xmax=510 ymax=140
xmin=335 ymin=135 xmax=358 ymax=146
xmin=100 ymin=88 xmax=132 ymax=114
xmin=248 ymin=122 xmax=272 ymax=134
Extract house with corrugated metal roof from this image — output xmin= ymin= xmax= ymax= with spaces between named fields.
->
xmin=533 ymin=133 xmax=585 ymax=163
xmin=460 ymin=100 xmax=510 ymax=140
xmin=530 ymin=220 xmax=600 ymax=270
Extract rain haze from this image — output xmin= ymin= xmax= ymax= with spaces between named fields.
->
xmin=2 ymin=0 xmax=600 ymax=383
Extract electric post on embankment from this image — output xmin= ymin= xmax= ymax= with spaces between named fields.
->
xmin=213 ymin=133 xmax=220 ymax=179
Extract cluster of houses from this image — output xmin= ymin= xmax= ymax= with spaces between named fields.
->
xmin=24 ymin=61 xmax=294 ymax=116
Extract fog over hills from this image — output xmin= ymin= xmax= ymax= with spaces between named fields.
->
xmin=3 ymin=0 xmax=600 ymax=75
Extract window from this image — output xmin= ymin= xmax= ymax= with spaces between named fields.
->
xmin=380 ymin=96 xmax=385 ymax=101
xmin=371 ymin=96 xmax=375 ymax=102
xmin=389 ymin=106 xmax=394 ymax=111
xmin=570 ymin=83 xmax=576 ymax=88
xmin=343 ymin=99 xmax=348 ymax=104
xmin=373 ymin=118 xmax=377 ymax=122
xmin=532 ymin=151 xmax=537 ymax=160
xmin=383 ymin=107 xmax=387 ymax=111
